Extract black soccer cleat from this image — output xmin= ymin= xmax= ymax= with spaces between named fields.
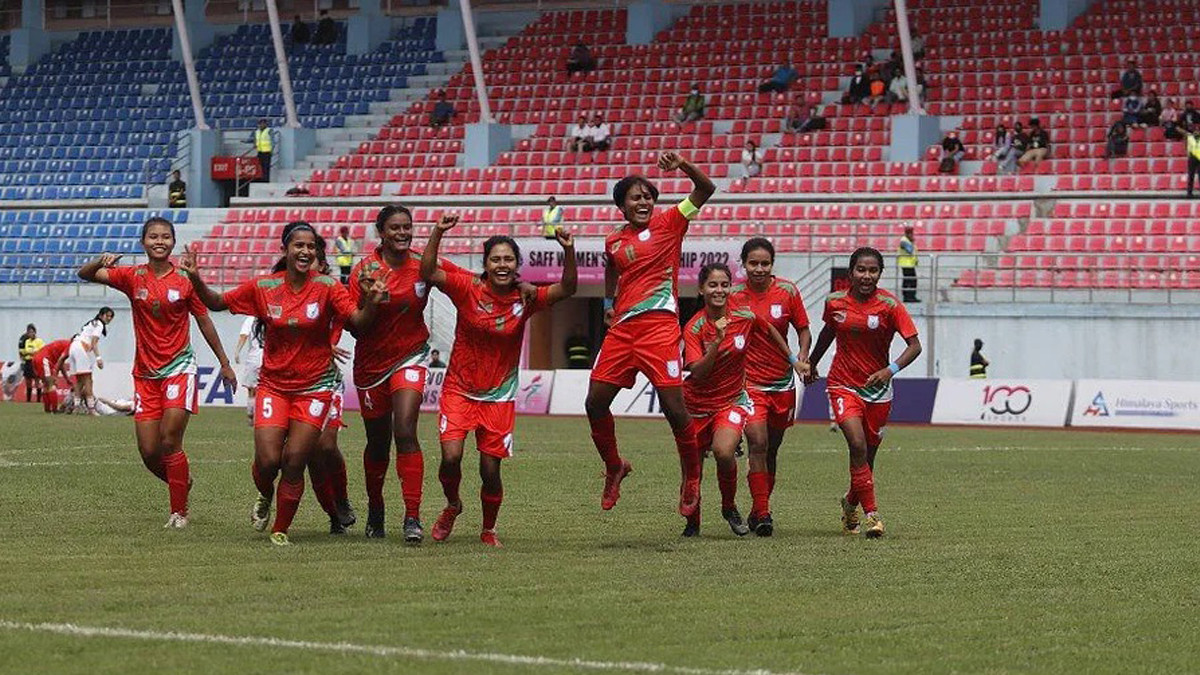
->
xmin=722 ymin=507 xmax=751 ymax=537
xmin=336 ymin=499 xmax=357 ymax=528
xmin=364 ymin=509 xmax=385 ymax=538
xmin=329 ymin=514 xmax=347 ymax=535
xmin=681 ymin=519 xmax=701 ymax=538
xmin=402 ymin=516 xmax=424 ymax=545
xmin=748 ymin=513 xmax=774 ymax=537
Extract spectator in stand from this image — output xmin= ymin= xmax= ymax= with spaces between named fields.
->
xmin=740 ymin=141 xmax=763 ymax=182
xmin=674 ymin=85 xmax=706 ymax=123
xmin=786 ymin=103 xmax=826 ymax=134
xmin=1141 ymin=89 xmax=1162 ymax=127
xmin=1122 ymin=94 xmax=1144 ymax=127
xmin=939 ymin=132 xmax=964 ymax=173
xmin=567 ymin=42 xmax=596 ymax=75
xmin=1105 ymin=121 xmax=1130 ymax=159
xmin=864 ymin=72 xmax=887 ymax=108
xmin=1018 ymin=118 xmax=1050 ymax=168
xmin=969 ymin=339 xmax=989 ymax=379
xmin=1181 ymin=101 xmax=1200 ymax=133
xmin=429 ymin=92 xmax=455 ymax=128
xmin=313 ymin=10 xmax=337 ymax=45
xmin=428 ymin=350 xmax=446 ymax=368
xmin=1162 ymin=100 xmax=1183 ymax=140
xmin=1111 ymin=58 xmax=1143 ymax=99
xmin=887 ymin=72 xmax=909 ymax=103
xmin=291 ymin=15 xmax=310 ymax=45
xmin=898 ymin=225 xmax=919 ymax=303
xmin=584 ymin=113 xmax=611 ymax=152
xmin=168 ymin=170 xmax=186 ymax=208
xmin=542 ymin=197 xmax=564 ymax=238
xmin=992 ymin=124 xmax=1017 ymax=175
xmin=1187 ymin=128 xmax=1200 ymax=198
xmin=758 ymin=60 xmax=798 ymax=94
xmin=568 ymin=113 xmax=589 ymax=152
xmin=910 ymin=31 xmax=926 ymax=61
xmin=1010 ymin=121 xmax=1029 ymax=161
xmin=843 ymin=65 xmax=868 ymax=104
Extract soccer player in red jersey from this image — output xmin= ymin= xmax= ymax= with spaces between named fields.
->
xmin=77 ymin=217 xmax=237 ymax=528
xmin=807 ymin=247 xmax=922 ymax=539
xmin=420 ymin=215 xmax=577 ymax=547
xmin=182 ymin=221 xmax=385 ymax=546
xmin=30 ymin=338 xmax=71 ymax=413
xmin=347 ymin=205 xmax=435 ymax=542
xmin=729 ymin=237 xmax=812 ymax=536
xmin=585 ymin=151 xmax=715 ymax=521
xmin=682 ymin=263 xmax=807 ymax=538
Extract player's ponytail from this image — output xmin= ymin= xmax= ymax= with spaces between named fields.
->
xmin=84 ymin=307 xmax=114 ymax=337
xmin=251 ymin=318 xmax=265 ymax=347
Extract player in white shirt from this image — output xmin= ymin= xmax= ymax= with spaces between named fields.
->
xmin=69 ymin=307 xmax=115 ymax=414
xmin=235 ymin=315 xmax=265 ymax=425
xmin=1 ymin=361 xmax=23 ymax=400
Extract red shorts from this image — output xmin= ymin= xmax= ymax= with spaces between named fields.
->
xmin=747 ymin=388 xmax=797 ymax=430
xmin=133 ymin=373 xmax=198 ymax=422
xmin=591 ymin=313 xmax=683 ymax=389
xmin=689 ymin=403 xmax=751 ymax=451
xmin=438 ymin=390 xmax=515 ymax=459
xmin=829 ymin=389 xmax=892 ymax=448
xmin=255 ymin=386 xmax=333 ymax=430
xmin=356 ymin=366 xmax=426 ymax=420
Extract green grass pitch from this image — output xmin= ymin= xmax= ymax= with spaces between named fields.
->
xmin=0 ymin=405 xmax=1196 ymax=674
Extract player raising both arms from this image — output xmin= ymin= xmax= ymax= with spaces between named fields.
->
xmin=806 ymin=247 xmax=921 ymax=538
xmin=78 ymin=217 xmax=237 ymax=528
xmin=585 ymin=152 xmax=715 ymax=521
xmin=182 ymin=221 xmax=385 ymax=546
xmin=682 ymin=263 xmax=807 ymax=538
xmin=420 ymin=215 xmax=577 ymax=547
xmin=730 ymin=238 xmax=812 ymax=536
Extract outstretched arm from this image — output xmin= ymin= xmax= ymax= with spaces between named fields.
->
xmin=658 ymin=151 xmax=715 ymax=209
xmin=78 ymin=253 xmax=121 ymax=284
xmin=419 ymin=214 xmax=458 ymax=287
xmin=179 ymin=245 xmax=228 ymax=311
xmin=195 ymin=313 xmax=237 ymax=389
xmin=603 ymin=253 xmax=617 ymax=327
xmin=545 ymin=228 xmax=577 ymax=304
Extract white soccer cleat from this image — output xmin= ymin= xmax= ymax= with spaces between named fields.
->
xmin=164 ymin=512 xmax=189 ymax=529
xmin=251 ymin=495 xmax=271 ymax=532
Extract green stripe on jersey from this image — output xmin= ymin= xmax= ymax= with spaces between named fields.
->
xmin=617 ymin=279 xmax=675 ymax=323
xmin=360 ymin=344 xmax=430 ymax=389
xmin=466 ymin=369 xmax=518 ymax=403
xmin=751 ymin=372 xmax=796 ymax=393
xmin=145 ymin=346 xmax=198 ymax=379
xmin=300 ymin=361 xmax=344 ymax=394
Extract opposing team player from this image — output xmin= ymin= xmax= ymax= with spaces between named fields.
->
xmin=730 ymin=238 xmax=811 ymax=536
xmin=419 ymin=215 xmax=577 ymax=547
xmin=584 ymin=152 xmax=715 ymax=522
xmin=78 ymin=217 xmax=237 ymax=528
xmin=807 ymin=247 xmax=922 ymax=539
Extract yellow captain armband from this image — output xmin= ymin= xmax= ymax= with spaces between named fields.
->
xmin=677 ymin=197 xmax=700 ymax=219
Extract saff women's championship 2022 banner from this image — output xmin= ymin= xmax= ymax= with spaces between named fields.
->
xmin=517 ymin=239 xmax=744 ymax=285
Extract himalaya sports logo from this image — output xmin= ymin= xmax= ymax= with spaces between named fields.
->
xmin=520 ymin=374 xmax=544 ymax=407
xmin=1083 ymin=392 xmax=1111 ymax=417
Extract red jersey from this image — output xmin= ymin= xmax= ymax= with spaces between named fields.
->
xmin=105 ymin=264 xmax=207 ymax=378
xmin=822 ymin=288 xmax=918 ymax=402
xmin=682 ymin=307 xmax=764 ymax=415
xmin=348 ymin=248 xmax=432 ymax=388
xmin=34 ymin=339 xmax=71 ymax=370
xmin=223 ymin=271 xmax=356 ymax=393
xmin=439 ymin=269 xmax=550 ymax=402
xmin=731 ymin=277 xmax=809 ymax=392
xmin=606 ymin=198 xmax=698 ymax=324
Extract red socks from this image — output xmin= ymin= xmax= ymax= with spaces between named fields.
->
xmin=310 ymin=469 xmax=338 ymax=519
xmin=272 ymin=478 xmax=304 ymax=534
xmin=332 ymin=455 xmax=348 ymax=503
xmin=439 ymin=461 xmax=462 ymax=506
xmin=395 ymin=451 xmax=424 ymax=519
xmin=363 ymin=451 xmax=389 ymax=512
xmin=717 ymin=460 xmax=738 ymax=510
xmin=589 ymin=412 xmax=622 ymax=470
xmin=43 ymin=389 xmax=56 ymax=413
xmin=251 ymin=461 xmax=275 ymax=501
xmin=481 ymin=488 xmax=503 ymax=531
xmin=849 ymin=464 xmax=877 ymax=514
xmin=162 ymin=451 xmax=190 ymax=515
xmin=673 ymin=428 xmax=701 ymax=483
xmin=747 ymin=471 xmax=770 ymax=518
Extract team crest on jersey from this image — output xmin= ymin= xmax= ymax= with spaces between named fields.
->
xmin=770 ymin=304 xmax=783 ymax=318
xmin=305 ymin=302 xmax=320 ymax=320
xmin=404 ymin=369 xmax=420 ymax=383
xmin=308 ymin=399 xmax=326 ymax=417
xmin=268 ymin=304 xmax=283 ymax=319
xmin=414 ymin=282 xmax=427 ymax=298
xmin=728 ymin=410 xmax=742 ymax=425
xmin=136 ymin=289 xmax=149 ymax=301
xmin=166 ymin=384 xmax=179 ymax=400
xmin=832 ymin=310 xmax=847 ymax=323
xmin=512 ymin=303 xmax=524 ymax=317
xmin=733 ymin=334 xmax=746 ymax=350
xmin=867 ymin=315 xmax=880 ymax=329
xmin=666 ymin=360 xmax=680 ymax=378
xmin=637 ymin=229 xmax=651 ymax=242
xmin=167 ymin=289 xmax=181 ymax=303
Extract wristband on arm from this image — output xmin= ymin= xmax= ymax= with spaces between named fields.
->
xmin=887 ymin=361 xmax=901 ymax=375
xmin=603 ymin=297 xmax=614 ymax=311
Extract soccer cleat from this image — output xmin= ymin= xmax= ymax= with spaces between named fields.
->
xmin=251 ymin=495 xmax=270 ymax=532
xmin=163 ymin=512 xmax=188 ymax=529
xmin=863 ymin=512 xmax=885 ymax=539
xmin=329 ymin=515 xmax=347 ymax=535
xmin=480 ymin=529 xmax=502 ymax=548
xmin=840 ymin=494 xmax=861 ymax=535
xmin=678 ymin=477 xmax=700 ymax=518
xmin=748 ymin=512 xmax=774 ymax=537
xmin=364 ymin=508 xmax=385 ymax=538
xmin=681 ymin=517 xmax=701 ymax=538
xmin=600 ymin=459 xmax=633 ymax=510
xmin=431 ymin=504 xmax=462 ymax=542
xmin=403 ymin=517 xmax=424 ymax=544
xmin=336 ymin=499 xmax=357 ymax=528
xmin=270 ymin=532 xmax=291 ymax=546
xmin=722 ymin=507 xmax=750 ymax=537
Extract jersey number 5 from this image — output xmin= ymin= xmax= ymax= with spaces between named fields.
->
xmin=261 ymin=396 xmax=274 ymax=419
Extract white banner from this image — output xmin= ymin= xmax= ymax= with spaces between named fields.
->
xmin=931 ymin=379 xmax=1073 ymax=427
xmin=92 ymin=361 xmax=247 ymax=407
xmin=1072 ymin=379 xmax=1200 ymax=430
xmin=549 ymin=370 xmax=664 ymax=417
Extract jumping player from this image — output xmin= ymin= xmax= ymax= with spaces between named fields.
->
xmin=730 ymin=238 xmax=812 ymax=536
xmin=30 ymin=338 xmax=71 ymax=413
xmin=182 ymin=221 xmax=385 ymax=546
xmin=419 ymin=215 xmax=577 ymax=547
xmin=78 ymin=217 xmax=237 ymax=528
xmin=584 ymin=151 xmax=715 ymax=521
xmin=682 ymin=263 xmax=807 ymax=538
xmin=806 ymin=247 xmax=922 ymax=539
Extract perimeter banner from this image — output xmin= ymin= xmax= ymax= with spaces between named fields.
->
xmin=931 ymin=379 xmax=1073 ymax=427
xmin=1071 ymin=379 xmax=1200 ymax=430
xmin=518 ymin=238 xmax=744 ymax=284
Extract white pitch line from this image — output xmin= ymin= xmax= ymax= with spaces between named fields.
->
xmin=0 ymin=620 xmax=810 ymax=675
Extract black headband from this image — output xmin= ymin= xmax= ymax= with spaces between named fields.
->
xmin=282 ymin=223 xmax=317 ymax=245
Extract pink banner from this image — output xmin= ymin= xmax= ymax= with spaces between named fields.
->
xmin=518 ymin=238 xmax=744 ymax=285
xmin=417 ymin=369 xmax=555 ymax=414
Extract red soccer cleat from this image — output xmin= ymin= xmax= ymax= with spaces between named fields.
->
xmin=480 ymin=529 xmax=502 ymax=548
xmin=678 ymin=476 xmax=700 ymax=518
xmin=601 ymin=459 xmax=633 ymax=510
xmin=431 ymin=504 xmax=462 ymax=542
